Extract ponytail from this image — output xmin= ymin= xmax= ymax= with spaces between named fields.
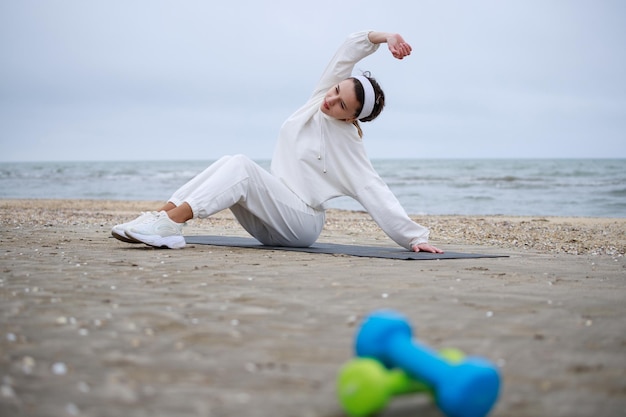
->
xmin=353 ymin=121 xmax=364 ymax=138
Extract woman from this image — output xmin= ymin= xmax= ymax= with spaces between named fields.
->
xmin=112 ymin=30 xmax=443 ymax=254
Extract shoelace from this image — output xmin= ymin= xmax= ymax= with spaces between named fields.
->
xmin=135 ymin=211 xmax=160 ymax=225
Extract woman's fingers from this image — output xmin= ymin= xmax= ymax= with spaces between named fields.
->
xmin=390 ymin=42 xmax=412 ymax=59
xmin=412 ymin=243 xmax=444 ymax=253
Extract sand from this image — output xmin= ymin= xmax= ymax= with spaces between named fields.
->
xmin=1 ymin=199 xmax=625 ymax=417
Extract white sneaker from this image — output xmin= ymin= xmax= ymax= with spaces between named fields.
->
xmin=111 ymin=211 xmax=158 ymax=243
xmin=125 ymin=211 xmax=186 ymax=249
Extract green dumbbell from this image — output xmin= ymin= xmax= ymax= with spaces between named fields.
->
xmin=337 ymin=348 xmax=465 ymax=417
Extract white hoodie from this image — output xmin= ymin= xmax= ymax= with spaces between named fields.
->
xmin=271 ymin=31 xmax=429 ymax=250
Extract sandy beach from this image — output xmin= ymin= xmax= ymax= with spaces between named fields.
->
xmin=1 ymin=199 xmax=625 ymax=417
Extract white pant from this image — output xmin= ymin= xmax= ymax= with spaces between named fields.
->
xmin=169 ymin=155 xmax=325 ymax=247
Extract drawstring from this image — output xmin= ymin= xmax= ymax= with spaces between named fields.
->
xmin=318 ymin=119 xmax=327 ymax=173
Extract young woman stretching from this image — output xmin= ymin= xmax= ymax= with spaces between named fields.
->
xmin=112 ymin=30 xmax=443 ymax=254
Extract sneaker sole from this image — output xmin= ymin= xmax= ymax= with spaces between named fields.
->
xmin=112 ymin=228 xmax=142 ymax=244
xmin=125 ymin=230 xmax=186 ymax=249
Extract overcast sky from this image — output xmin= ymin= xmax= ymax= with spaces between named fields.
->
xmin=1 ymin=0 xmax=625 ymax=161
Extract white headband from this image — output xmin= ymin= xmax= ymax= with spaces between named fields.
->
xmin=354 ymin=75 xmax=375 ymax=120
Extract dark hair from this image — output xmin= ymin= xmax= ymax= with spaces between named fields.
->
xmin=351 ymin=71 xmax=385 ymax=123
xmin=350 ymin=72 xmax=385 ymax=138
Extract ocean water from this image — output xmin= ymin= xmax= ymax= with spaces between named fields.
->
xmin=0 ymin=159 xmax=624 ymax=218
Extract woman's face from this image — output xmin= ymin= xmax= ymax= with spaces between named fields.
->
xmin=321 ymin=79 xmax=360 ymax=121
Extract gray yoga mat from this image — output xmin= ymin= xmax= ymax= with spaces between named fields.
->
xmin=185 ymin=235 xmax=508 ymax=260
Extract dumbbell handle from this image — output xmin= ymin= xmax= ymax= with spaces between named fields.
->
xmin=387 ymin=335 xmax=452 ymax=389
xmin=386 ymin=367 xmax=430 ymax=394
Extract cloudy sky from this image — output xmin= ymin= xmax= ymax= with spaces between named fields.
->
xmin=1 ymin=0 xmax=625 ymax=161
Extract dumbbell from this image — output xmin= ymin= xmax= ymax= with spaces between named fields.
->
xmin=337 ymin=348 xmax=465 ymax=417
xmin=355 ymin=310 xmax=501 ymax=417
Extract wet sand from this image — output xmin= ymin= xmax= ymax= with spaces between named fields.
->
xmin=1 ymin=199 xmax=625 ymax=417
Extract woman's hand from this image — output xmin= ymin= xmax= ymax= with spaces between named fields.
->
xmin=368 ymin=32 xmax=413 ymax=60
xmin=387 ymin=33 xmax=412 ymax=60
xmin=411 ymin=242 xmax=444 ymax=254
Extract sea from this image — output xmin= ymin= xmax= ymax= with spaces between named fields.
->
xmin=0 ymin=159 xmax=624 ymax=218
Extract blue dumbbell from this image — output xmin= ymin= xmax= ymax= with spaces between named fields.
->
xmin=355 ymin=310 xmax=501 ymax=417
